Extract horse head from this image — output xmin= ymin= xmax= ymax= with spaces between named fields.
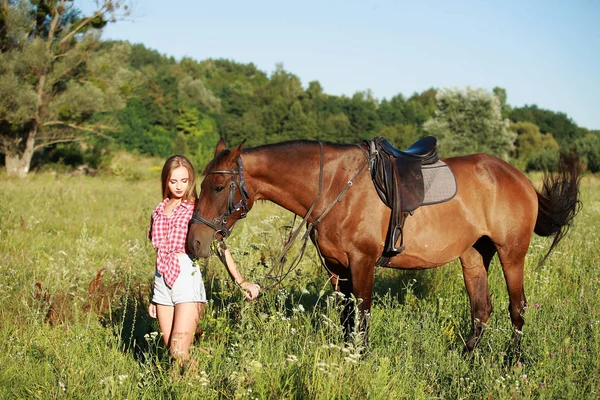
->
xmin=188 ymin=138 xmax=252 ymax=259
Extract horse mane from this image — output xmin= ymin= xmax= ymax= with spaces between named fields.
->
xmin=201 ymin=139 xmax=359 ymax=175
xmin=242 ymin=139 xmax=358 ymax=154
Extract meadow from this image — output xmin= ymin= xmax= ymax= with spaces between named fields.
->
xmin=0 ymin=162 xmax=598 ymax=399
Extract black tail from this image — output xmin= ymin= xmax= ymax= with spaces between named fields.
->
xmin=534 ymin=152 xmax=582 ymax=266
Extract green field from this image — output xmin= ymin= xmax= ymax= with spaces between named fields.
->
xmin=0 ymin=170 xmax=598 ymax=399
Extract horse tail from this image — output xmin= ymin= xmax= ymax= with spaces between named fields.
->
xmin=534 ymin=152 xmax=582 ymax=266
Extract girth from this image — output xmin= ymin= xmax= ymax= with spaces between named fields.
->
xmin=367 ymin=136 xmax=439 ymax=264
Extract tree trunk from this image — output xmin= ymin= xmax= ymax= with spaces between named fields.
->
xmin=5 ymin=129 xmax=36 ymax=177
xmin=5 ymin=153 xmax=32 ymax=177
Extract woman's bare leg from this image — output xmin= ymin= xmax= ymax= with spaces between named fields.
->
xmin=169 ymin=302 xmax=204 ymax=363
xmin=156 ymin=304 xmax=175 ymax=347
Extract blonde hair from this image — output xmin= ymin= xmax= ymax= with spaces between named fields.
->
xmin=161 ymin=155 xmax=198 ymax=202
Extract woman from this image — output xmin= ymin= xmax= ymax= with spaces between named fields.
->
xmin=147 ymin=155 xmax=260 ymax=365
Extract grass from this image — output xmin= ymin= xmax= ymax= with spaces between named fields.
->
xmin=0 ymin=171 xmax=598 ymax=399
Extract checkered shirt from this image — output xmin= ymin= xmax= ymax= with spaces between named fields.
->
xmin=148 ymin=198 xmax=195 ymax=288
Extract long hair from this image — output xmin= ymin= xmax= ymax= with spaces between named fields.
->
xmin=160 ymin=155 xmax=198 ymax=202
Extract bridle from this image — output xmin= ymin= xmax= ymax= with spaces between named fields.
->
xmin=189 ymin=156 xmax=250 ymax=240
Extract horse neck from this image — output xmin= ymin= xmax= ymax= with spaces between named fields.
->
xmin=242 ymin=142 xmax=352 ymax=218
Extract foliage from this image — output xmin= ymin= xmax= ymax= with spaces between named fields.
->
xmin=509 ymin=121 xmax=560 ymax=169
xmin=0 ymin=0 xmax=132 ymax=176
xmin=511 ymin=121 xmax=559 ymax=158
xmin=509 ymin=104 xmax=587 ymax=146
xmin=423 ymin=87 xmax=515 ymax=159
xmin=574 ymin=131 xmax=600 ymax=173
xmin=0 ymin=173 xmax=598 ymax=398
xmin=526 ymin=149 xmax=560 ymax=172
xmin=1 ymin=7 xmax=593 ymax=175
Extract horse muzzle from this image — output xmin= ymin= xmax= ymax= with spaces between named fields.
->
xmin=187 ymin=224 xmax=214 ymax=259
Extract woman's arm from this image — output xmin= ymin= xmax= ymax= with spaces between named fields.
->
xmin=222 ymin=248 xmax=260 ymax=301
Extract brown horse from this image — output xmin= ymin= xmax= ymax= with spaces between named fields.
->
xmin=187 ymin=138 xmax=580 ymax=350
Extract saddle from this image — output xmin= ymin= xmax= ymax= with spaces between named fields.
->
xmin=367 ymin=136 xmax=439 ymax=262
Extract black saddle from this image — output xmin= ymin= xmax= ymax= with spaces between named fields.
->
xmin=367 ymin=136 xmax=439 ymax=263
xmin=379 ymin=136 xmax=439 ymax=164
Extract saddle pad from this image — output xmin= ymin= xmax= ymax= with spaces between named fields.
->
xmin=422 ymin=160 xmax=457 ymax=205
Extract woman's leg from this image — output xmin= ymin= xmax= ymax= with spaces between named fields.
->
xmin=169 ymin=302 xmax=204 ymax=362
xmin=156 ymin=304 xmax=175 ymax=346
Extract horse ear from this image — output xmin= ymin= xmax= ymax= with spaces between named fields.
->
xmin=229 ymin=139 xmax=246 ymax=160
xmin=214 ymin=137 xmax=227 ymax=157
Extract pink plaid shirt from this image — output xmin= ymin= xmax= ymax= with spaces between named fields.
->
xmin=149 ymin=198 xmax=195 ymax=288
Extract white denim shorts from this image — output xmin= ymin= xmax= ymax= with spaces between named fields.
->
xmin=152 ymin=254 xmax=207 ymax=306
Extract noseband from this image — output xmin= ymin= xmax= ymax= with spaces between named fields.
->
xmin=189 ymin=157 xmax=249 ymax=239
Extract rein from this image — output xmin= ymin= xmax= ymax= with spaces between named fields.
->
xmin=192 ymin=143 xmax=371 ymax=291
xmin=263 ymin=143 xmax=371 ymax=290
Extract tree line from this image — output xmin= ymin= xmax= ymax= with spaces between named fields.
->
xmin=1 ymin=1 xmax=599 ymax=177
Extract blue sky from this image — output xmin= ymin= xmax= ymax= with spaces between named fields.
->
xmin=86 ymin=0 xmax=600 ymax=130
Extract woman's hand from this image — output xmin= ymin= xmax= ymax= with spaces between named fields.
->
xmin=240 ymin=281 xmax=260 ymax=301
xmin=148 ymin=302 xmax=157 ymax=318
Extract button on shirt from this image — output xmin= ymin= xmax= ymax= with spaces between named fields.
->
xmin=149 ymin=198 xmax=195 ymax=288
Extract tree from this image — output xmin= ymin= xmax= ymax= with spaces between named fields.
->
xmin=509 ymin=104 xmax=586 ymax=146
xmin=0 ymin=0 xmax=131 ymax=176
xmin=375 ymin=124 xmax=420 ymax=149
xmin=343 ymin=92 xmax=378 ymax=140
xmin=575 ymin=130 xmax=600 ymax=173
xmin=423 ymin=87 xmax=515 ymax=159
xmin=493 ymin=86 xmax=511 ymax=119
xmin=510 ymin=121 xmax=559 ymax=159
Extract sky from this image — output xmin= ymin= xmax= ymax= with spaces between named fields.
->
xmin=84 ymin=0 xmax=600 ymax=130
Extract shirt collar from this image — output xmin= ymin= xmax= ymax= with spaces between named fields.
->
xmin=179 ymin=199 xmax=194 ymax=210
xmin=156 ymin=197 xmax=194 ymax=214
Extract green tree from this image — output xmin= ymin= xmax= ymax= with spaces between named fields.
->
xmin=0 ymin=0 xmax=131 ymax=176
xmin=407 ymin=88 xmax=438 ymax=126
xmin=174 ymin=106 xmax=219 ymax=168
xmin=344 ymin=91 xmax=378 ymax=140
xmin=282 ymin=101 xmax=318 ymax=140
xmin=423 ymin=87 xmax=515 ymax=159
xmin=509 ymin=104 xmax=586 ymax=146
xmin=375 ymin=124 xmax=420 ymax=149
xmin=510 ymin=121 xmax=559 ymax=159
xmin=575 ymin=131 xmax=600 ymax=173
xmin=493 ymin=87 xmax=511 ymax=119
xmin=178 ymin=76 xmax=221 ymax=113
xmin=318 ymin=113 xmax=351 ymax=142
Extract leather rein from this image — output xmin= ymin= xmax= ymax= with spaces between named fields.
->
xmin=190 ymin=144 xmax=371 ymax=290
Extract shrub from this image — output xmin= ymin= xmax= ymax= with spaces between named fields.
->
xmin=525 ymin=148 xmax=559 ymax=172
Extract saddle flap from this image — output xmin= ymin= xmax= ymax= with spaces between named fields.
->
xmin=394 ymin=156 xmax=425 ymax=212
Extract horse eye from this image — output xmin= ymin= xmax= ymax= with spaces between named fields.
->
xmin=214 ymin=186 xmax=225 ymax=193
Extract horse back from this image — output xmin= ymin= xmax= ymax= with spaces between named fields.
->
xmin=387 ymin=153 xmax=538 ymax=269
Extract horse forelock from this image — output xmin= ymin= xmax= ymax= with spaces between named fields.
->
xmin=201 ymin=149 xmax=232 ymax=175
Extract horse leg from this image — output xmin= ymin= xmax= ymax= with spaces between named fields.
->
xmin=460 ymin=237 xmax=497 ymax=350
xmin=344 ymin=260 xmax=375 ymax=347
xmin=321 ymin=260 xmax=356 ymax=342
xmin=328 ymin=258 xmax=375 ymax=347
xmin=496 ymin=243 xmax=528 ymax=350
xmin=336 ymin=273 xmax=356 ymax=343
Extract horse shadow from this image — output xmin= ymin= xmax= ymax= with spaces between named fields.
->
xmin=196 ymin=257 xmax=440 ymax=338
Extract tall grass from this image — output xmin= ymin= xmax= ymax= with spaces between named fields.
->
xmin=0 ymin=171 xmax=598 ymax=399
